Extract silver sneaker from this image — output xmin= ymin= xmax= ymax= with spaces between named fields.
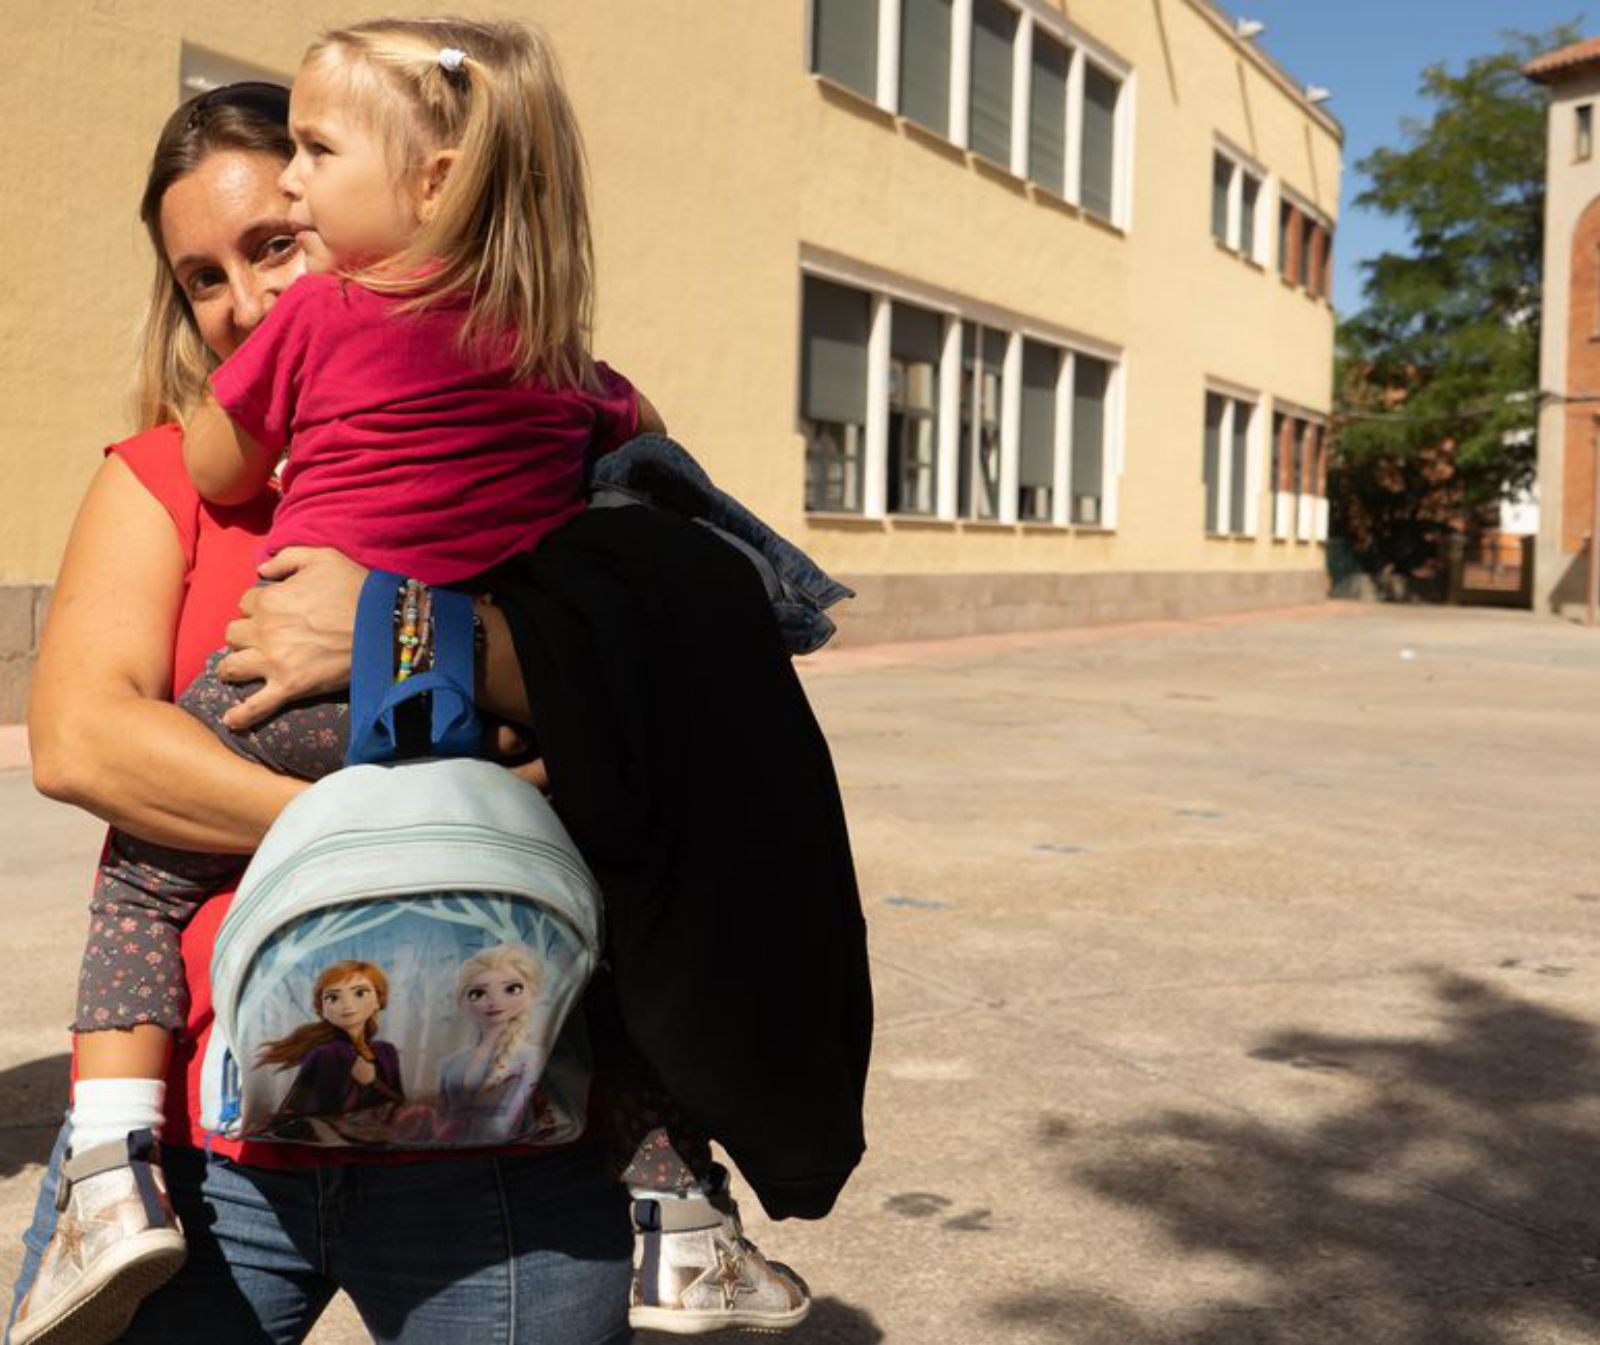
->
xmin=629 ymin=1172 xmax=810 ymax=1335
xmin=12 ymin=1129 xmax=187 ymax=1345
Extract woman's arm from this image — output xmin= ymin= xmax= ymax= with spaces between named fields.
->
xmin=182 ymin=395 xmax=275 ymax=507
xmin=218 ymin=549 xmax=535 ymax=730
xmin=28 ymin=455 xmax=305 ymax=852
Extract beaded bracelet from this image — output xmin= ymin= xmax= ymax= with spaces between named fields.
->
xmin=395 ymin=578 xmax=433 ymax=683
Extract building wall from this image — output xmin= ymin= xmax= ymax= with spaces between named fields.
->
xmin=0 ymin=1 xmax=1340 ymax=713
xmin=1535 ymin=67 xmax=1600 ymax=615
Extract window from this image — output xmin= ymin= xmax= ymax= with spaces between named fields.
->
xmin=1211 ymin=148 xmax=1262 ymax=259
xmin=1297 ymin=213 xmax=1313 ymax=288
xmin=811 ymin=0 xmax=879 ymax=100
xmin=799 ymin=267 xmax=1120 ymax=526
xmin=1580 ymin=103 xmax=1594 ymax=162
xmin=900 ymin=0 xmax=953 ymax=134
xmin=1239 ymin=173 xmax=1259 ymax=258
xmin=1203 ymin=394 xmax=1225 ymax=533
xmin=1028 ymin=31 xmax=1069 ymax=196
xmin=968 ymin=0 xmax=1017 ymax=165
xmin=801 ymin=276 xmax=871 ymax=512
xmin=1211 ymin=154 xmax=1231 ymax=244
xmin=1202 ymin=390 xmax=1256 ymax=536
xmin=888 ymin=303 xmax=943 ymax=515
xmin=1270 ymin=408 xmax=1326 ymax=540
xmin=959 ymin=326 xmax=1007 ymax=519
xmin=1018 ymin=341 xmax=1059 ymax=520
xmin=1279 ymin=201 xmax=1295 ymax=280
xmin=1071 ymin=355 xmax=1109 ymax=525
xmin=1079 ymin=62 xmax=1120 ymax=220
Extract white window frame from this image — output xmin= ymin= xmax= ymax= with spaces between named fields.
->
xmin=799 ymin=249 xmax=1124 ymax=529
xmin=1204 ymin=378 xmax=1263 ymax=538
xmin=810 ymin=0 xmax=1134 ymax=230
xmin=1212 ymin=138 xmax=1266 ymax=264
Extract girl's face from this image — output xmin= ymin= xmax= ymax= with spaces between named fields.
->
xmin=319 ymin=975 xmax=381 ymax=1034
xmin=281 ymin=63 xmax=426 ymax=269
xmin=461 ymin=969 xmax=532 ymax=1029
xmin=159 ymin=149 xmax=308 ymax=359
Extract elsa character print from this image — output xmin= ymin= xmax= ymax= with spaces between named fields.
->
xmin=255 ymin=959 xmax=404 ymax=1139
xmin=437 ymin=943 xmax=556 ymax=1144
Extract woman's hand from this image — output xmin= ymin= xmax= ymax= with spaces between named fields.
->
xmin=217 ymin=546 xmax=368 ymax=730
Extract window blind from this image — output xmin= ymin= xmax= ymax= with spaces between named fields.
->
xmin=1080 ymin=64 xmax=1118 ymax=218
xmin=802 ymin=276 xmax=871 ymax=426
xmin=812 ymin=0 xmax=878 ymax=100
xmin=1020 ymin=341 xmax=1059 ymax=489
xmin=1072 ymin=355 xmax=1109 ymax=519
xmin=969 ymin=0 xmax=1016 ymax=164
xmin=1203 ymin=392 xmax=1224 ymax=533
xmin=1229 ymin=400 xmax=1250 ymax=532
xmin=1211 ymin=155 xmax=1231 ymax=243
xmin=1240 ymin=174 xmax=1259 ymax=257
xmin=900 ymin=0 xmax=953 ymax=134
xmin=1029 ymin=34 xmax=1068 ymax=196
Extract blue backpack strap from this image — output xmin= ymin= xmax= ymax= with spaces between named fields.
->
xmin=346 ymin=574 xmax=483 ymax=766
xmin=347 ymin=570 xmax=406 ymax=766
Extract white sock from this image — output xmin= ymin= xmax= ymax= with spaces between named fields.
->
xmin=69 ymin=1079 xmax=166 ymax=1155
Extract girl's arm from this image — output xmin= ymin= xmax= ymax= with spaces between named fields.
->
xmin=181 ymin=395 xmax=276 ymax=507
xmin=28 ymin=454 xmax=305 ymax=853
xmin=637 ymin=390 xmax=667 ymax=436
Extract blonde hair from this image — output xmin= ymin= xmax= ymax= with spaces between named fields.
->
xmin=257 ymin=959 xmax=391 ymax=1069
xmin=134 ymin=84 xmax=294 ymax=429
xmin=456 ymin=942 xmax=543 ymax=1087
xmin=304 ymin=16 xmax=600 ymax=390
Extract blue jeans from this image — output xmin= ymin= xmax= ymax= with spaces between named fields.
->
xmin=9 ymin=1126 xmax=633 ymax=1344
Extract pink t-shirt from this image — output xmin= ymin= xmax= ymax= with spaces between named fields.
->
xmin=210 ymin=274 xmax=638 ymax=584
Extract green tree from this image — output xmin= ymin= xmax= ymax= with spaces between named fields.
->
xmin=1332 ymin=28 xmax=1575 ymax=587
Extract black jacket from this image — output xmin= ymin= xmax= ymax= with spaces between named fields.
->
xmin=488 ymin=506 xmax=872 ymax=1220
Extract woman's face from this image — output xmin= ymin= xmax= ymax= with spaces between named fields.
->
xmin=319 ymin=974 xmax=381 ymax=1034
xmin=461 ymin=968 xmax=533 ymax=1029
xmin=159 ymin=149 xmax=309 ymax=360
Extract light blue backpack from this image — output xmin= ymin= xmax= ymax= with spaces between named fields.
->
xmin=199 ymin=758 xmax=604 ymax=1150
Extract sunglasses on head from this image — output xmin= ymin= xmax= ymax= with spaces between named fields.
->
xmin=184 ymin=80 xmax=290 ymax=131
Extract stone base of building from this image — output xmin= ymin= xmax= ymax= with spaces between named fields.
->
xmin=0 ymin=585 xmax=50 ymax=724
xmin=829 ymin=568 xmax=1328 ymax=647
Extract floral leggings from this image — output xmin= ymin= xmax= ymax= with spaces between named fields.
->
xmin=75 ymin=648 xmax=707 ymax=1193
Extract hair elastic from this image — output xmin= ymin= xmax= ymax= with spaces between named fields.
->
xmin=438 ymin=47 xmax=467 ymax=73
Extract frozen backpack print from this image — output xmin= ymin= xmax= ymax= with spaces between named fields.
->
xmin=200 ymin=758 xmax=604 ymax=1149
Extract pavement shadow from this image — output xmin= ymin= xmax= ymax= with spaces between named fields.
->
xmin=0 ymin=1053 xmax=69 ymax=1177
xmin=990 ymin=972 xmax=1600 ymax=1343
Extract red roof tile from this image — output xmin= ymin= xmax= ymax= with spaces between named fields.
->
xmin=1525 ymin=37 xmax=1600 ymax=83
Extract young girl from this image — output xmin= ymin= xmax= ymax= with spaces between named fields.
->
xmin=30 ymin=18 xmax=806 ymax=1344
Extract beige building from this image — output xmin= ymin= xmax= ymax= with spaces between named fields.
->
xmin=0 ymin=0 xmax=1340 ymax=718
xmin=1528 ymin=37 xmax=1600 ymax=617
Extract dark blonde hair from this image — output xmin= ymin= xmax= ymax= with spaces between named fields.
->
xmin=304 ymin=16 xmax=599 ymax=390
xmin=256 ymin=959 xmax=391 ymax=1069
xmin=135 ymin=84 xmax=294 ymax=429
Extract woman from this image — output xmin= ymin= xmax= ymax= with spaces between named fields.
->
xmin=12 ymin=83 xmax=631 ymax=1345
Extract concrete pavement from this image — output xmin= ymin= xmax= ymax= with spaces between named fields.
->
xmin=3 ymin=601 xmax=1600 ymax=1342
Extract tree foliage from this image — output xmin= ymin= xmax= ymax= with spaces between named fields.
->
xmin=1332 ymin=29 xmax=1574 ymax=585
